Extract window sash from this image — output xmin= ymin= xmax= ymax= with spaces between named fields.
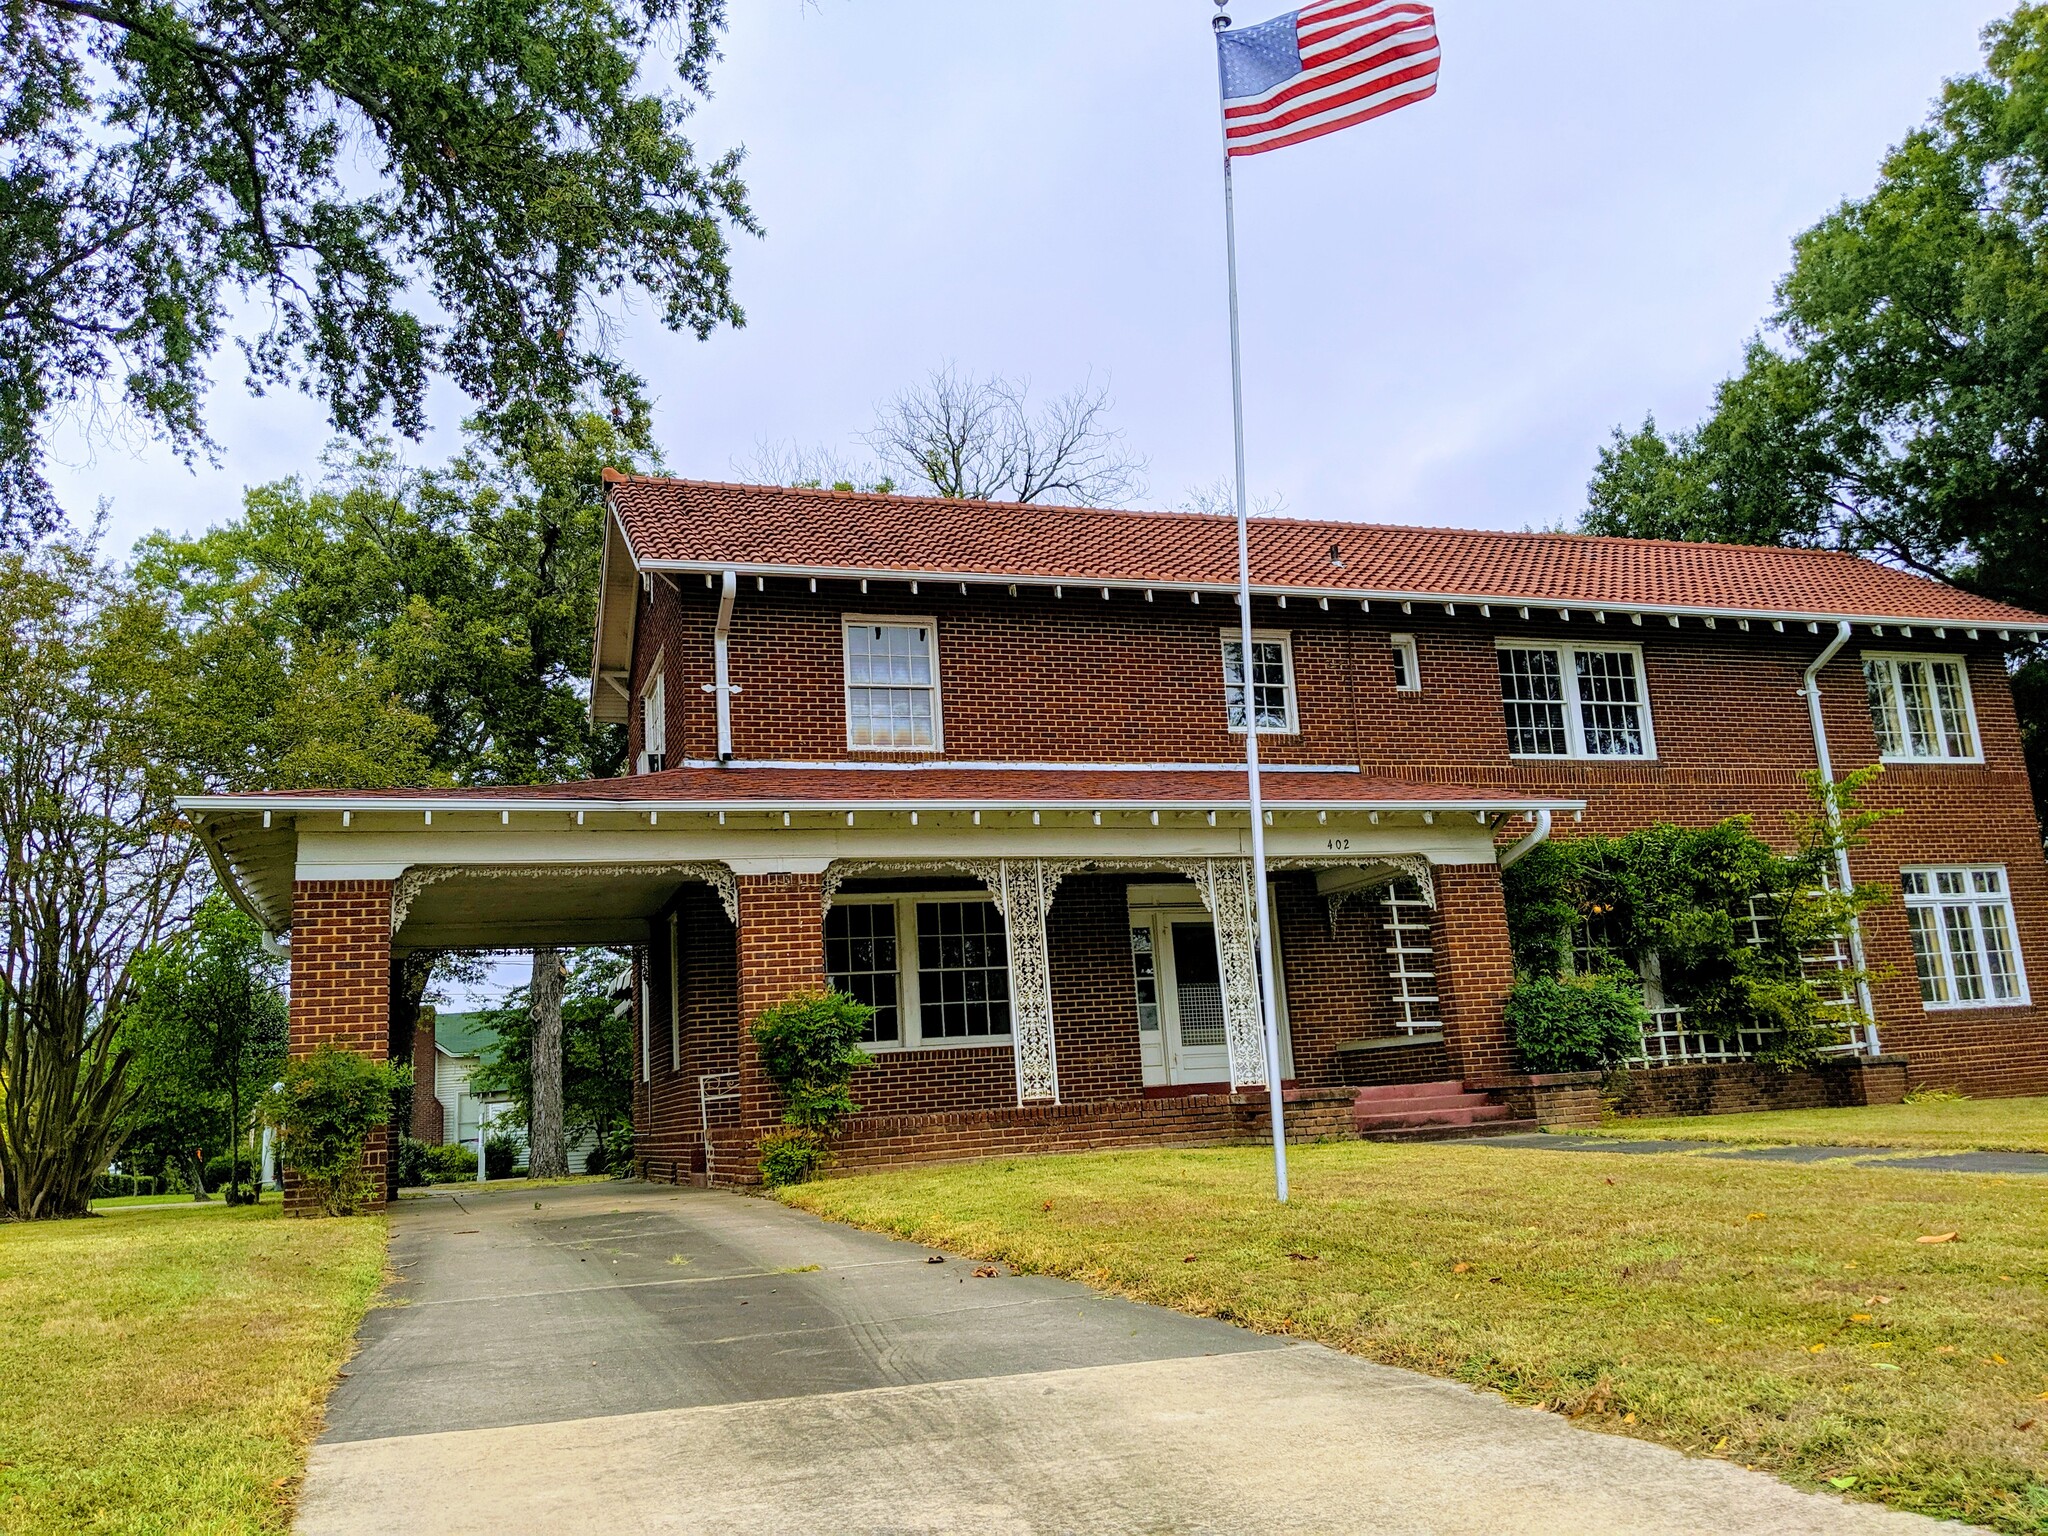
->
xmin=844 ymin=622 xmax=940 ymax=749
xmin=829 ymin=896 xmax=1012 ymax=1048
xmin=640 ymin=669 xmax=666 ymax=771
xmin=1863 ymin=656 xmax=1976 ymax=761
xmin=1221 ymin=636 xmax=1296 ymax=732
xmin=1390 ymin=634 xmax=1419 ymax=692
xmin=824 ymin=901 xmax=902 ymax=1043
xmin=1498 ymin=644 xmax=1650 ymax=759
xmin=1902 ymin=865 xmax=2028 ymax=1008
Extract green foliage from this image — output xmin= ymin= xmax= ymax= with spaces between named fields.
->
xmin=421 ymin=1142 xmax=482 ymax=1184
xmin=1582 ymin=9 xmax=2048 ymax=818
xmin=394 ymin=1136 xmax=431 ymax=1190
xmin=749 ymin=990 xmax=874 ymax=1135
xmin=264 ymin=1046 xmax=410 ymax=1216
xmin=0 ymin=0 xmax=755 ymax=540
xmin=1502 ymin=773 xmax=1891 ymax=1070
xmin=118 ymin=893 xmax=287 ymax=1197
xmin=1504 ymin=974 xmax=1648 ymax=1073
xmin=469 ymin=949 xmax=634 ymax=1167
xmin=484 ymin=1134 xmax=520 ymax=1181
xmin=756 ymin=1128 xmax=831 ymax=1189
xmin=90 ymin=1172 xmax=160 ymax=1199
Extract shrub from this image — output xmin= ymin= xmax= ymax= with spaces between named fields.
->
xmin=1506 ymin=973 xmax=1648 ymax=1074
xmin=264 ymin=1046 xmax=410 ymax=1215
xmin=484 ymin=1133 xmax=519 ymax=1180
xmin=750 ymin=989 xmax=873 ymax=1133
xmin=424 ymin=1142 xmax=479 ymax=1183
xmin=394 ymin=1136 xmax=432 ymax=1188
xmin=757 ymin=1127 xmax=830 ymax=1188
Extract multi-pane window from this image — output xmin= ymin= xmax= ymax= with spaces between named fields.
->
xmin=1902 ymin=866 xmax=2027 ymax=1008
xmin=1390 ymin=634 xmax=1420 ymax=692
xmin=917 ymin=901 xmax=1012 ymax=1038
xmin=825 ymin=902 xmax=901 ymax=1043
xmin=1496 ymin=643 xmax=1653 ymax=759
xmin=639 ymin=666 xmax=666 ymax=773
xmin=1128 ymin=927 xmax=1161 ymax=1035
xmin=1221 ymin=632 xmax=1297 ymax=732
xmin=1863 ymin=655 xmax=1978 ymax=761
xmin=827 ymin=895 xmax=1012 ymax=1049
xmin=844 ymin=619 xmax=940 ymax=750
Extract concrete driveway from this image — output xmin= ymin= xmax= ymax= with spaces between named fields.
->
xmin=299 ymin=1180 xmax=1979 ymax=1536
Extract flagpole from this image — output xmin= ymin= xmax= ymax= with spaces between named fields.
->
xmin=1213 ymin=6 xmax=1289 ymax=1204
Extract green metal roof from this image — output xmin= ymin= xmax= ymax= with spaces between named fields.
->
xmin=432 ymin=1011 xmax=501 ymax=1059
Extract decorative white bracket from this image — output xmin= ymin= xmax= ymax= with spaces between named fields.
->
xmin=389 ymin=860 xmax=739 ymax=938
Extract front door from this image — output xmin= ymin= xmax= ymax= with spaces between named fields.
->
xmin=1127 ymin=883 xmax=1294 ymax=1089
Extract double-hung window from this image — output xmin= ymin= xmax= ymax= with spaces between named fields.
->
xmin=1496 ymin=642 xmax=1654 ymax=759
xmin=844 ymin=618 xmax=941 ymax=750
xmin=1902 ymin=866 xmax=2028 ymax=1008
xmin=1863 ymin=654 xmax=1979 ymax=762
xmin=1389 ymin=634 xmax=1420 ymax=692
xmin=638 ymin=656 xmax=667 ymax=773
xmin=825 ymin=895 xmax=1012 ymax=1049
xmin=1221 ymin=631 xmax=1298 ymax=733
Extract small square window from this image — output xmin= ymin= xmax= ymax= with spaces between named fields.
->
xmin=1389 ymin=634 xmax=1420 ymax=692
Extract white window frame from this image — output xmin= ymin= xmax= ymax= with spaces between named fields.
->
xmin=827 ymin=892 xmax=1014 ymax=1052
xmin=1901 ymin=864 xmax=2030 ymax=1010
xmin=1389 ymin=633 xmax=1421 ymax=692
xmin=1494 ymin=640 xmax=1657 ymax=761
xmin=1862 ymin=652 xmax=1982 ymax=764
xmin=841 ymin=616 xmax=943 ymax=753
xmin=1219 ymin=629 xmax=1300 ymax=735
xmin=637 ymin=649 xmax=666 ymax=774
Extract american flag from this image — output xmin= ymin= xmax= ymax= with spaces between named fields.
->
xmin=1217 ymin=1 xmax=1440 ymax=157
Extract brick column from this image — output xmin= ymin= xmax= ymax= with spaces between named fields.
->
xmin=287 ymin=880 xmax=393 ymax=1215
xmin=733 ymin=873 xmax=828 ymax=1179
xmin=1430 ymin=862 xmax=1517 ymax=1086
xmin=409 ymin=1005 xmax=443 ymax=1144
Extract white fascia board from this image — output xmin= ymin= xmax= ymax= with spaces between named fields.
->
xmin=186 ymin=792 xmax=1587 ymax=817
xmin=632 ymin=557 xmax=2044 ymax=634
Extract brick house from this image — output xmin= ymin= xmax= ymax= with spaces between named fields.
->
xmin=184 ymin=477 xmax=2048 ymax=1206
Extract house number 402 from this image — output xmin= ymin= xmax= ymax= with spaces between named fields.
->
xmin=1325 ymin=837 xmax=1352 ymax=851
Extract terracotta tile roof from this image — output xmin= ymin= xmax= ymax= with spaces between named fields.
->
xmin=182 ymin=765 xmax=1581 ymax=811
xmin=602 ymin=474 xmax=2048 ymax=628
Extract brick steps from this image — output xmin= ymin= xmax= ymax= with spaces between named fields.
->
xmin=1352 ymin=1079 xmax=1533 ymax=1142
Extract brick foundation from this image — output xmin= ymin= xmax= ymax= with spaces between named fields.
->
xmin=1482 ymin=1070 xmax=1604 ymax=1129
xmin=1608 ymin=1054 xmax=1911 ymax=1120
xmin=286 ymin=880 xmax=393 ymax=1215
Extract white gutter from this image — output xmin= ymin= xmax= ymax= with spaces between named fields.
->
xmin=709 ymin=567 xmax=739 ymax=762
xmin=178 ymin=792 xmax=1587 ymax=818
xmin=1497 ymin=808 xmax=1552 ymax=870
xmin=1803 ymin=620 xmax=1880 ymax=1052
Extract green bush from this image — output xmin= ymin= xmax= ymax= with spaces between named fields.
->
xmin=1505 ymin=973 xmax=1649 ymax=1074
xmin=424 ymin=1142 xmax=479 ymax=1183
xmin=394 ymin=1136 xmax=431 ymax=1188
xmin=484 ymin=1133 xmax=519 ymax=1180
xmin=749 ymin=989 xmax=873 ymax=1133
xmin=757 ymin=1127 xmax=830 ymax=1188
xmin=263 ymin=1046 xmax=410 ymax=1215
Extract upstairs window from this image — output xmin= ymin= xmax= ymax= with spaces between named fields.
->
xmin=1863 ymin=654 xmax=1978 ymax=762
xmin=1497 ymin=643 xmax=1653 ymax=759
xmin=1221 ymin=632 xmax=1298 ymax=733
xmin=638 ymin=660 xmax=666 ymax=773
xmin=1903 ymin=866 xmax=2027 ymax=1008
xmin=844 ymin=619 xmax=941 ymax=751
xmin=1389 ymin=634 xmax=1420 ymax=692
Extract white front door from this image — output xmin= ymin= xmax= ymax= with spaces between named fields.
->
xmin=1127 ymin=883 xmax=1292 ymax=1088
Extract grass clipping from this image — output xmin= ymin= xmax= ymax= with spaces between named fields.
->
xmin=784 ymin=1142 xmax=2048 ymax=1534
xmin=0 ymin=1202 xmax=386 ymax=1534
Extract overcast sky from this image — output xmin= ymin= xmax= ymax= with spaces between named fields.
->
xmin=53 ymin=0 xmax=2014 ymax=556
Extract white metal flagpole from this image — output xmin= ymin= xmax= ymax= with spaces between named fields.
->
xmin=1212 ymin=4 xmax=1289 ymax=1203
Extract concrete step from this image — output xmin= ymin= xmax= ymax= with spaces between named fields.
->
xmin=1356 ymin=1117 xmax=1542 ymax=1144
xmin=1352 ymin=1103 xmax=1515 ymax=1132
xmin=1351 ymin=1079 xmax=1468 ymax=1103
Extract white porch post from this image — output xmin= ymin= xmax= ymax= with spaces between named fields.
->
xmin=992 ymin=858 xmax=1060 ymax=1105
xmin=1198 ymin=858 xmax=1269 ymax=1091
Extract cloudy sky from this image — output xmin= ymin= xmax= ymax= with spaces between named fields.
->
xmin=53 ymin=1 xmax=2014 ymax=556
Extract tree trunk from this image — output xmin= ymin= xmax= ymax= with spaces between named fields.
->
xmin=527 ymin=947 xmax=568 ymax=1178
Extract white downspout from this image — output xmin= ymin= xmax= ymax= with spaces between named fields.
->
xmin=1803 ymin=620 xmax=1880 ymax=1053
xmin=1498 ymin=808 xmax=1552 ymax=870
xmin=709 ymin=568 xmax=739 ymax=762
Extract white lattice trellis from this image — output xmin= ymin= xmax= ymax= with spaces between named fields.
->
xmin=1379 ymin=880 xmax=1441 ymax=1033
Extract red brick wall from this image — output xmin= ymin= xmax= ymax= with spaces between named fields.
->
xmin=1432 ymin=864 xmax=1518 ymax=1084
xmin=287 ymin=880 xmax=392 ymax=1214
xmin=408 ymin=1008 xmax=442 ymax=1144
xmin=634 ymin=881 xmax=741 ymax=1177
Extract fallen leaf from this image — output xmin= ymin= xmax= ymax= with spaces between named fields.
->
xmin=1623 ymin=1412 xmax=1637 ymax=1424
xmin=1452 ymin=1262 xmax=1473 ymax=1274
xmin=1850 ymin=1313 xmax=1874 ymax=1323
xmin=1287 ymin=1251 xmax=1318 ymax=1262
xmin=1875 ymin=1363 xmax=1901 ymax=1372
xmin=1828 ymin=1476 xmax=1858 ymax=1491
xmin=1747 ymin=1212 xmax=1767 ymax=1221
xmin=2018 ymin=1420 xmax=2037 ymax=1432
xmin=1808 ymin=1344 xmax=1826 ymax=1354
xmin=972 ymin=1264 xmax=1000 ymax=1279
xmin=1604 ymin=1177 xmax=1615 ymax=1185
xmin=1704 ymin=1316 xmax=1723 ymax=1324
xmin=2000 ymin=1274 xmax=2014 ymax=1282
xmin=1713 ymin=1437 xmax=1728 ymax=1452
xmin=1041 ymin=1200 xmax=1054 ymax=1211
xmin=1985 ymin=1354 xmax=2008 ymax=1366
xmin=1182 ymin=1254 xmax=1197 ymax=1263
xmin=925 ymin=1255 xmax=944 ymax=1265
xmin=1936 ymin=1346 xmax=1957 ymax=1355
xmin=1864 ymin=1295 xmax=1891 ymax=1305
xmin=1916 ymin=1232 xmax=1957 ymax=1245
xmin=666 ymin=1255 xmax=689 ymax=1267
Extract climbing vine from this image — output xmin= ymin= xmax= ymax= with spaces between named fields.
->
xmin=1501 ymin=770 xmax=1893 ymax=1071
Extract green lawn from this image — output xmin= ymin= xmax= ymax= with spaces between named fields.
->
xmin=784 ymin=1142 xmax=2048 ymax=1534
xmin=0 ymin=1201 xmax=386 ymax=1534
xmin=1576 ymin=1094 xmax=2048 ymax=1153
